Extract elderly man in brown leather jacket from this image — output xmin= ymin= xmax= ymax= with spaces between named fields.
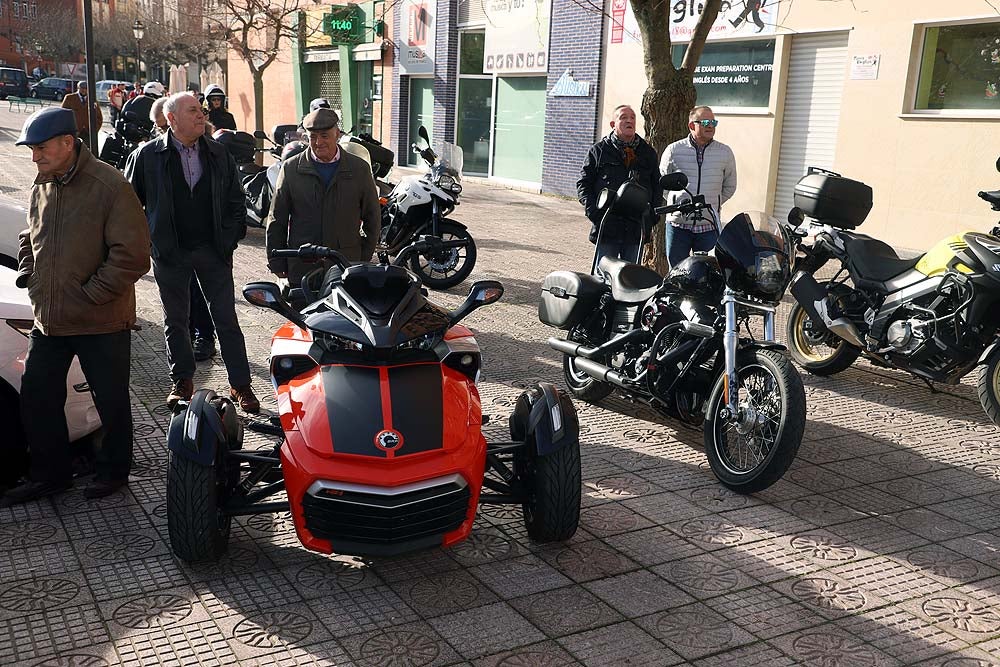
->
xmin=1 ymin=108 xmax=150 ymax=507
xmin=60 ymin=81 xmax=103 ymax=148
xmin=266 ymin=108 xmax=380 ymax=285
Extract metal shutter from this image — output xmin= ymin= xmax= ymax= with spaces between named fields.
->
xmin=309 ymin=62 xmax=343 ymax=112
xmin=773 ymin=32 xmax=849 ymax=219
xmin=458 ymin=0 xmax=486 ymax=26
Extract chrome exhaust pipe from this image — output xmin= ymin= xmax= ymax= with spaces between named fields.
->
xmin=571 ymin=357 xmax=630 ymax=388
xmin=547 ymin=329 xmax=647 ymax=360
xmin=789 ymin=271 xmax=863 ymax=348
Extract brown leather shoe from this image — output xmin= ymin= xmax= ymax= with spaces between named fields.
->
xmin=84 ymin=477 xmax=128 ymax=499
xmin=167 ymin=378 xmax=194 ymax=409
xmin=230 ymin=384 xmax=260 ymax=413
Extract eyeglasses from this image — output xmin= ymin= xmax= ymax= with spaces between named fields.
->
xmin=693 ymin=119 xmax=719 ymax=128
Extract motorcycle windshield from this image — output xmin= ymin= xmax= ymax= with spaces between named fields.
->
xmin=434 ymin=142 xmax=464 ymax=181
xmin=716 ymin=211 xmax=793 ymax=301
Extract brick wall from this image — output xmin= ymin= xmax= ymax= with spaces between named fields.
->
xmin=432 ymin=0 xmax=458 ymax=144
xmin=390 ymin=0 xmax=409 ymax=164
xmin=541 ymin=0 xmax=606 ymax=197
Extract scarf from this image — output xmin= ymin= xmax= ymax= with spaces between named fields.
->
xmin=608 ymin=131 xmax=641 ymax=168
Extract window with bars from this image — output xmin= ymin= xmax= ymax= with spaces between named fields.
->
xmin=29 ymin=1 xmax=35 ymax=17
xmin=13 ymin=1 xmax=18 ymax=17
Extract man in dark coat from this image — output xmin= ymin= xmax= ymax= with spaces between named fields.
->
xmin=576 ymin=104 xmax=662 ymax=268
xmin=124 ymin=92 xmax=259 ymax=413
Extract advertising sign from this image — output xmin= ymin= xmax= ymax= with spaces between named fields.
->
xmin=850 ymin=54 xmax=880 ymax=80
xmin=612 ymin=0 xmax=782 ymax=45
xmin=483 ymin=0 xmax=551 ymax=74
xmin=674 ymin=39 xmax=775 ymax=107
xmin=399 ymin=0 xmax=435 ymax=74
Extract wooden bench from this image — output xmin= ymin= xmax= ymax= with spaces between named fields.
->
xmin=6 ymin=96 xmax=47 ymax=112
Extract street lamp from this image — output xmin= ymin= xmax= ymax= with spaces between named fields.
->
xmin=133 ymin=19 xmax=145 ymax=82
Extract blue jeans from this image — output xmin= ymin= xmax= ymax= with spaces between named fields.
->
xmin=594 ymin=238 xmax=641 ymax=275
xmin=666 ymin=225 xmax=718 ymax=268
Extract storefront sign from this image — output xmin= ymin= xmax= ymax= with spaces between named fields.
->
xmin=674 ymin=39 xmax=775 ymax=107
xmin=613 ymin=0 xmax=782 ymax=44
xmin=399 ymin=0 xmax=435 ymax=74
xmin=483 ymin=0 xmax=551 ymax=74
xmin=850 ymin=54 xmax=880 ymax=80
xmin=549 ymin=69 xmax=591 ymax=97
xmin=323 ymin=5 xmax=364 ymax=45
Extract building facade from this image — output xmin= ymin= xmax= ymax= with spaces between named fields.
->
xmin=601 ymin=0 xmax=1000 ymax=251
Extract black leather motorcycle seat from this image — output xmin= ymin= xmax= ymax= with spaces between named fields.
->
xmin=598 ymin=257 xmax=662 ymax=302
xmin=842 ymin=233 xmax=921 ymax=282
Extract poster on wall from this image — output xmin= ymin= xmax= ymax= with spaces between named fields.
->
xmin=399 ymin=0 xmax=435 ymax=74
xmin=612 ymin=0 xmax=782 ymax=45
xmin=483 ymin=0 xmax=552 ymax=74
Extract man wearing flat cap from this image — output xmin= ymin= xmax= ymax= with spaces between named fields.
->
xmin=266 ymin=107 xmax=381 ymax=285
xmin=2 ymin=107 xmax=150 ymax=507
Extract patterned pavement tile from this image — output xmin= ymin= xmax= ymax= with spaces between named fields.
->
xmin=583 ymin=568 xmax=693 ymax=618
xmin=473 ymin=640 xmax=580 ymax=667
xmin=928 ymin=496 xmax=1000 ymax=533
xmin=99 ymin=586 xmax=213 ymax=638
xmin=9 ymin=644 xmax=120 ymax=667
xmin=835 ymin=607 xmax=971 ymax=665
xmin=212 ymin=603 xmax=335 ymax=661
xmin=941 ymin=532 xmax=1000 ymax=570
xmin=826 ymin=485 xmax=918 ymax=516
xmin=651 ymin=553 xmax=758 ymax=601
xmin=535 ymin=539 xmax=638 ymax=583
xmin=901 ymin=592 xmax=1000 ymax=644
xmin=237 ymin=639 xmax=357 ymax=667
xmin=0 ymin=517 xmax=68 ymax=551
xmin=896 ymin=545 xmax=1000 ymax=586
xmin=711 ymin=537 xmax=824 ymax=584
xmin=776 ymin=494 xmax=869 ymax=527
xmin=72 ymin=528 xmax=170 ymax=568
xmin=0 ymin=540 xmax=81 ymax=581
xmin=59 ymin=505 xmax=156 ymax=541
xmin=831 ymin=555 xmax=950 ymax=604
xmin=827 ymin=516 xmax=931 ymax=556
xmin=283 ymin=556 xmax=384 ymax=600
xmin=912 ymin=647 xmax=1000 ymax=666
xmin=0 ymin=570 xmax=95 ymax=621
xmin=824 ymin=458 xmax=908 ymax=486
xmin=691 ymin=641 xmax=797 ymax=666
xmin=54 ymin=486 xmax=140 ymax=517
xmin=667 ymin=517 xmax=755 ymax=552
xmin=884 ymin=508 xmax=980 ymax=543
xmin=195 ymin=568 xmax=305 ymax=620
xmin=773 ymin=571 xmax=887 ymax=620
xmin=602 ymin=526 xmax=705 ymax=567
xmin=721 ymin=504 xmax=819 ymax=542
xmin=391 ymin=568 xmax=499 ymax=619
xmin=447 ymin=528 xmax=526 ymax=566
xmin=0 ymin=603 xmax=111 ymax=665
xmin=782 ymin=528 xmax=866 ymax=565
xmin=620 ymin=491 xmax=708 ymax=526
xmin=339 ymin=621 xmax=463 ymax=667
xmin=636 ymin=602 xmax=756 ymax=661
xmin=705 ymin=585 xmax=827 ymax=640
xmin=787 ymin=464 xmax=857 ymax=494
xmin=368 ymin=548 xmax=465 ymax=583
xmin=770 ymin=624 xmax=903 ymax=666
xmin=556 ymin=620 xmax=681 ymax=666
xmin=113 ymin=618 xmax=239 ymax=666
xmin=509 ymin=585 xmax=621 ymax=637
xmin=306 ymin=585 xmax=419 ymax=637
xmin=577 ymin=503 xmax=655 ymax=538
xmin=469 ymin=553 xmax=573 ymax=599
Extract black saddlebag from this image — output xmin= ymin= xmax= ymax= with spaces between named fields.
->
xmin=794 ymin=171 xmax=872 ymax=230
xmin=539 ymin=271 xmax=606 ymax=330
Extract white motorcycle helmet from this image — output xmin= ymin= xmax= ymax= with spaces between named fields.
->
xmin=143 ymin=81 xmax=165 ymax=99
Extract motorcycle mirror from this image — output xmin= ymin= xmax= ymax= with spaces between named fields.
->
xmin=418 ymin=125 xmax=431 ymax=147
xmin=597 ymin=188 xmax=616 ymax=211
xmin=787 ymin=206 xmax=805 ymax=227
xmin=448 ymin=280 xmax=504 ymax=326
xmin=996 ymin=156 xmax=1000 ymax=173
xmin=243 ymin=281 xmax=308 ymax=329
xmin=659 ymin=172 xmax=689 ymax=191
xmin=253 ymin=130 xmax=268 ymax=140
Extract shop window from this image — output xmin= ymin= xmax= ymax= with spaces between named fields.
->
xmin=408 ymin=78 xmax=434 ymax=166
xmin=672 ymin=39 xmax=775 ymax=109
xmin=914 ymin=21 xmax=1000 ymax=111
xmin=457 ymin=30 xmax=489 ymax=174
xmin=460 ymin=32 xmax=485 ymax=75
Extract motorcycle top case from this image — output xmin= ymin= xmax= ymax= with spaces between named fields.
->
xmin=793 ymin=172 xmax=873 ymax=230
xmin=539 ymin=271 xmax=605 ymax=330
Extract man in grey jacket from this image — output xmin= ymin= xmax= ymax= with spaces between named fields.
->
xmin=659 ymin=106 xmax=737 ymax=267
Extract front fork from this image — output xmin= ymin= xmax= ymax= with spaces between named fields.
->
xmin=431 ymin=199 xmax=441 ymax=236
xmin=721 ymin=289 xmax=776 ymax=417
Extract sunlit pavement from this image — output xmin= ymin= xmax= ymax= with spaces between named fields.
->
xmin=2 ymin=105 xmax=1000 ymax=666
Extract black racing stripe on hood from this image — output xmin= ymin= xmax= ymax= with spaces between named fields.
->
xmin=321 ymin=365 xmax=385 ymax=457
xmin=389 ymin=364 xmax=443 ymax=455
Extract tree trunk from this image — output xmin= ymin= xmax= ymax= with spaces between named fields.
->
xmin=252 ymin=69 xmax=265 ymax=136
xmin=640 ymin=73 xmax=697 ymax=274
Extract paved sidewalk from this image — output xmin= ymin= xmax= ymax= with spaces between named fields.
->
xmin=1 ymin=113 xmax=1000 ymax=666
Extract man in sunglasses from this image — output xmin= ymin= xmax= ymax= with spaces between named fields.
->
xmin=659 ymin=106 xmax=737 ymax=267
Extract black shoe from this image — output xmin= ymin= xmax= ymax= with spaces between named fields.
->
xmin=0 ymin=479 xmax=73 ymax=507
xmin=193 ymin=336 xmax=217 ymax=362
xmin=84 ymin=478 xmax=128 ymax=499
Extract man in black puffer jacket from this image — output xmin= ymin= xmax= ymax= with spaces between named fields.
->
xmin=577 ymin=104 xmax=661 ymax=268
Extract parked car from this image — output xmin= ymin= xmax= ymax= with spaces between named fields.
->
xmin=0 ymin=67 xmax=29 ymax=100
xmin=95 ymin=80 xmax=132 ymax=105
xmin=30 ymin=77 xmax=76 ymax=101
xmin=0 ymin=196 xmax=25 ymax=271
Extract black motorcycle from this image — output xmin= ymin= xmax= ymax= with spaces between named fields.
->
xmin=379 ymin=125 xmax=476 ymax=290
xmin=540 ymin=173 xmax=806 ymax=493
xmin=785 ymin=164 xmax=1000 ymax=425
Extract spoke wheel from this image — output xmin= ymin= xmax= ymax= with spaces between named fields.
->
xmin=786 ymin=303 xmax=860 ymax=375
xmin=704 ymin=349 xmax=805 ymax=494
xmin=977 ymin=351 xmax=1000 ymax=426
xmin=409 ymin=221 xmax=477 ymax=290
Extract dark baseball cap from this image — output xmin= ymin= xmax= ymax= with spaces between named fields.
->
xmin=302 ymin=108 xmax=340 ymax=131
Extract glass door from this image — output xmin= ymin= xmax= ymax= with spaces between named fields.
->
xmin=408 ymin=78 xmax=435 ymax=166
xmin=492 ymin=76 xmax=546 ymax=182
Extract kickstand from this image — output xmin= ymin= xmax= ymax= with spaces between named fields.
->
xmin=921 ymin=378 xmax=937 ymax=394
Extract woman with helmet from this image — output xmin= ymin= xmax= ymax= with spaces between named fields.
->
xmin=204 ymin=84 xmax=237 ymax=131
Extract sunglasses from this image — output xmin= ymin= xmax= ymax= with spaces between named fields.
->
xmin=693 ymin=119 xmax=719 ymax=128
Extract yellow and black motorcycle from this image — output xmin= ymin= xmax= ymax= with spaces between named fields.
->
xmin=784 ymin=165 xmax=1000 ymax=425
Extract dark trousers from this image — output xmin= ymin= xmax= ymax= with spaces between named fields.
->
xmin=152 ymin=244 xmax=251 ymax=387
xmin=189 ymin=276 xmax=215 ymax=340
xmin=19 ymin=329 xmax=133 ymax=483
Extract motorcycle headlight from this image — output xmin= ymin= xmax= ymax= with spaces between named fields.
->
xmin=396 ymin=331 xmax=442 ymax=352
xmin=450 ymin=183 xmax=463 ymax=195
xmin=437 ymin=174 xmax=455 ymax=190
